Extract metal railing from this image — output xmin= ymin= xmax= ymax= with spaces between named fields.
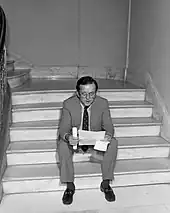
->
xmin=0 ymin=6 xmax=7 ymax=129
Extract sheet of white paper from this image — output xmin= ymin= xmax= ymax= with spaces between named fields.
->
xmin=79 ymin=139 xmax=96 ymax=145
xmin=94 ymin=140 xmax=110 ymax=152
xmin=78 ymin=130 xmax=105 ymax=140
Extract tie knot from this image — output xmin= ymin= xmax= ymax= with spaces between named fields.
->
xmin=84 ymin=106 xmax=89 ymax=110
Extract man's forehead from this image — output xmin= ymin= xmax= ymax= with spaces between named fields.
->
xmin=80 ymin=83 xmax=96 ymax=91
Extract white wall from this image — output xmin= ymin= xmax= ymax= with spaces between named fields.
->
xmin=1 ymin=0 xmax=128 ymax=73
xmin=79 ymin=0 xmax=128 ymax=68
xmin=1 ymin=0 xmax=79 ymax=66
xmin=128 ymin=0 xmax=170 ymax=112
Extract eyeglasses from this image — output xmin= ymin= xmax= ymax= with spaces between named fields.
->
xmin=80 ymin=92 xmax=96 ymax=98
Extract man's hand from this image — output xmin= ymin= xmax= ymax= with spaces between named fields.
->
xmin=68 ymin=135 xmax=79 ymax=146
xmin=104 ymin=134 xmax=112 ymax=142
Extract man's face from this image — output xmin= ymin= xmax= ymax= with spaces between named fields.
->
xmin=77 ymin=83 xmax=97 ymax=106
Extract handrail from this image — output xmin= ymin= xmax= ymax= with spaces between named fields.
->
xmin=0 ymin=6 xmax=7 ymax=127
xmin=0 ymin=6 xmax=11 ymax=194
xmin=0 ymin=6 xmax=6 ymax=51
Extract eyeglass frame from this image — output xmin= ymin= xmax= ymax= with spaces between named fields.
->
xmin=79 ymin=91 xmax=96 ymax=98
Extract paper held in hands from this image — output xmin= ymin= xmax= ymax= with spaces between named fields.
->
xmin=78 ymin=130 xmax=110 ymax=151
xmin=94 ymin=140 xmax=110 ymax=152
xmin=78 ymin=130 xmax=105 ymax=145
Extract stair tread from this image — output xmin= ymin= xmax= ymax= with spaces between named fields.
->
xmin=11 ymin=79 xmax=144 ymax=94
xmin=7 ymin=136 xmax=169 ymax=153
xmin=0 ymin=185 xmax=170 ymax=213
xmin=12 ymin=100 xmax=153 ymax=111
xmin=10 ymin=117 xmax=161 ymax=129
xmin=3 ymin=158 xmax=170 ymax=181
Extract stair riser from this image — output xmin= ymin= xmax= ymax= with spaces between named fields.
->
xmin=7 ymin=147 xmax=169 ymax=165
xmin=8 ymin=71 xmax=30 ymax=88
xmin=30 ymin=68 xmax=77 ymax=79
xmin=114 ymin=126 xmax=160 ymax=137
xmin=12 ymin=108 xmax=153 ymax=122
xmin=12 ymin=91 xmax=145 ymax=105
xmin=3 ymin=172 xmax=170 ymax=194
xmin=10 ymin=126 xmax=160 ymax=141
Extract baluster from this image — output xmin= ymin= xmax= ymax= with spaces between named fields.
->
xmin=0 ymin=49 xmax=6 ymax=125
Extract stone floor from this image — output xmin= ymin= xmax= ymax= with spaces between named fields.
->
xmin=1 ymin=184 xmax=170 ymax=213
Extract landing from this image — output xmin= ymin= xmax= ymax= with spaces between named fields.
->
xmin=1 ymin=185 xmax=170 ymax=213
xmin=11 ymin=79 xmax=142 ymax=93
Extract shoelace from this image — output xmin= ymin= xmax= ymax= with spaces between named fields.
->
xmin=65 ymin=189 xmax=74 ymax=195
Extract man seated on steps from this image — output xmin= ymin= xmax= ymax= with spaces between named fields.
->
xmin=57 ymin=76 xmax=118 ymax=205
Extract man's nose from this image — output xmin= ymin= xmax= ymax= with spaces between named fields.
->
xmin=86 ymin=93 xmax=90 ymax=99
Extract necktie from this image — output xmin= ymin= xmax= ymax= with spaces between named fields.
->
xmin=81 ymin=106 xmax=89 ymax=152
xmin=82 ymin=106 xmax=89 ymax=131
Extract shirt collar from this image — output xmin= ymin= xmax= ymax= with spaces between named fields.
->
xmin=80 ymin=102 xmax=92 ymax=110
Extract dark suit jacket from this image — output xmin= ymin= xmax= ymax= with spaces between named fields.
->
xmin=58 ymin=94 xmax=114 ymax=141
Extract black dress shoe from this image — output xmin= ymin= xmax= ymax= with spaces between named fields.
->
xmin=81 ymin=145 xmax=89 ymax=152
xmin=100 ymin=184 xmax=116 ymax=202
xmin=62 ymin=188 xmax=75 ymax=205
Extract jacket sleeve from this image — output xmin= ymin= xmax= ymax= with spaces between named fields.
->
xmin=101 ymin=99 xmax=114 ymax=138
xmin=58 ymin=101 xmax=72 ymax=141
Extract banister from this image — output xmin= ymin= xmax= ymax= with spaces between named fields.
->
xmin=0 ymin=6 xmax=6 ymax=51
xmin=0 ymin=6 xmax=11 ymax=203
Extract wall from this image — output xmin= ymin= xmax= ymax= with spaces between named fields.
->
xmin=128 ymin=0 xmax=170 ymax=113
xmin=79 ymin=0 xmax=128 ymax=68
xmin=1 ymin=0 xmax=128 ymax=73
xmin=1 ymin=0 xmax=79 ymax=66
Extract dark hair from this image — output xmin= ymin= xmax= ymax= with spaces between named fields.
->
xmin=76 ymin=76 xmax=98 ymax=93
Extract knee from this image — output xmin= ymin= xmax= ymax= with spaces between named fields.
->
xmin=58 ymin=140 xmax=71 ymax=155
xmin=57 ymin=141 xmax=73 ymax=163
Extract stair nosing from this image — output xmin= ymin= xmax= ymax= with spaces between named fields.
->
xmin=7 ymin=136 xmax=169 ymax=154
xmin=12 ymin=101 xmax=154 ymax=111
xmin=12 ymin=88 xmax=146 ymax=95
xmin=7 ymin=144 xmax=169 ymax=154
xmin=10 ymin=117 xmax=162 ymax=130
xmin=3 ymin=158 xmax=170 ymax=182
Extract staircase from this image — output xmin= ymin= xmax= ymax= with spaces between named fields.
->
xmin=1 ymin=78 xmax=170 ymax=212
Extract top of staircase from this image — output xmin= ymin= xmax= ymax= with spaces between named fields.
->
xmin=11 ymin=79 xmax=144 ymax=94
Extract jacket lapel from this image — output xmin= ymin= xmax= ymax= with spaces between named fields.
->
xmin=90 ymin=97 xmax=97 ymax=130
xmin=74 ymin=95 xmax=82 ymax=128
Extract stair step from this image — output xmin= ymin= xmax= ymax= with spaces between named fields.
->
xmin=11 ymin=79 xmax=146 ymax=103
xmin=12 ymin=90 xmax=146 ymax=105
xmin=12 ymin=101 xmax=153 ymax=122
xmin=11 ymin=79 xmax=142 ymax=92
xmin=3 ymin=158 xmax=170 ymax=194
xmin=12 ymin=100 xmax=153 ymax=110
xmin=7 ymin=137 xmax=170 ymax=165
xmin=1 ymin=185 xmax=170 ymax=213
xmin=10 ymin=118 xmax=161 ymax=141
xmin=11 ymin=79 xmax=145 ymax=104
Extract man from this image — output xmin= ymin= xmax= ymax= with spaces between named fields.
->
xmin=57 ymin=76 xmax=118 ymax=205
